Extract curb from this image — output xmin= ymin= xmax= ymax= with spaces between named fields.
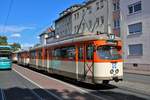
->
xmin=124 ymin=71 xmax=150 ymax=76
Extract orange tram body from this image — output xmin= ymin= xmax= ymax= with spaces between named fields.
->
xmin=15 ymin=34 xmax=123 ymax=84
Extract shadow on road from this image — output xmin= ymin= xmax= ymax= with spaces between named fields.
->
xmin=3 ymin=87 xmax=148 ymax=100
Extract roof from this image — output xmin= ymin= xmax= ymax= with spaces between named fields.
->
xmin=39 ymin=27 xmax=54 ymax=36
xmin=30 ymin=33 xmax=121 ymax=50
xmin=0 ymin=45 xmax=11 ymax=48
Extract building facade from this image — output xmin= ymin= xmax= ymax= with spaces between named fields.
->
xmin=39 ymin=27 xmax=54 ymax=45
xmin=55 ymin=0 xmax=117 ymax=37
xmin=55 ymin=5 xmax=82 ymax=37
xmin=72 ymin=0 xmax=114 ymax=35
xmin=120 ymin=0 xmax=150 ymax=71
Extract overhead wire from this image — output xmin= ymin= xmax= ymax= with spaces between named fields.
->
xmin=2 ymin=0 xmax=14 ymax=35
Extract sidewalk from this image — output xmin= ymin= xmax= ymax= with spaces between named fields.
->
xmin=124 ymin=69 xmax=150 ymax=76
xmin=111 ymin=80 xmax=150 ymax=97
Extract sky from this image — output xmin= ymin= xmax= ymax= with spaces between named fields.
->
xmin=0 ymin=0 xmax=84 ymax=48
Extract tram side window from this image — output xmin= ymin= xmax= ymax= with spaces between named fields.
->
xmin=38 ymin=50 xmax=42 ymax=59
xmin=78 ymin=47 xmax=83 ymax=60
xmin=67 ymin=46 xmax=75 ymax=60
xmin=44 ymin=49 xmax=47 ymax=59
xmin=86 ymin=44 xmax=94 ymax=60
xmin=53 ymin=49 xmax=61 ymax=59
xmin=53 ymin=46 xmax=75 ymax=60
xmin=31 ymin=51 xmax=36 ymax=59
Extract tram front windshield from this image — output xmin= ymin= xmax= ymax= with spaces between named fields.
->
xmin=97 ymin=45 xmax=121 ymax=60
xmin=0 ymin=51 xmax=11 ymax=59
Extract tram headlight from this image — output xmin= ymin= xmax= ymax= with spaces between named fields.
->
xmin=110 ymin=69 xmax=114 ymax=74
xmin=115 ymin=69 xmax=119 ymax=74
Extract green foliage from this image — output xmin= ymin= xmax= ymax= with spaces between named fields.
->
xmin=11 ymin=43 xmax=21 ymax=51
xmin=0 ymin=36 xmax=21 ymax=51
xmin=0 ymin=36 xmax=8 ymax=45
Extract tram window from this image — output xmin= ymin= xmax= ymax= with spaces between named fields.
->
xmin=38 ymin=50 xmax=42 ymax=59
xmin=53 ymin=49 xmax=61 ymax=58
xmin=60 ymin=46 xmax=75 ymax=59
xmin=44 ymin=49 xmax=47 ymax=59
xmin=53 ymin=46 xmax=75 ymax=60
xmin=30 ymin=51 xmax=36 ymax=59
xmin=67 ymin=46 xmax=75 ymax=60
xmin=86 ymin=44 xmax=94 ymax=60
xmin=78 ymin=47 xmax=83 ymax=60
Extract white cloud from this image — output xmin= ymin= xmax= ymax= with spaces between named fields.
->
xmin=11 ymin=33 xmax=21 ymax=38
xmin=0 ymin=25 xmax=35 ymax=33
xmin=36 ymin=36 xmax=40 ymax=39
xmin=21 ymin=43 xmax=34 ymax=48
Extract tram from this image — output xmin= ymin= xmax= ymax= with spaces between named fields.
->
xmin=0 ymin=45 xmax=12 ymax=70
xmin=18 ymin=33 xmax=123 ymax=84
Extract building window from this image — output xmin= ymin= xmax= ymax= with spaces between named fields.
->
xmin=96 ymin=2 xmax=100 ymax=10
xmin=100 ymin=0 xmax=104 ymax=8
xmin=128 ymin=44 xmax=143 ymax=56
xmin=76 ymin=25 xmax=79 ymax=33
xmin=74 ymin=26 xmax=76 ymax=33
xmin=89 ymin=20 xmax=92 ymax=29
xmin=87 ymin=6 xmax=92 ymax=14
xmin=113 ymin=2 xmax=120 ymax=11
xmin=128 ymin=1 xmax=142 ymax=14
xmin=96 ymin=17 xmax=100 ymax=27
xmin=74 ymin=14 xmax=76 ymax=20
xmin=82 ymin=23 xmax=85 ymax=32
xmin=77 ymin=12 xmax=80 ymax=19
xmin=100 ymin=16 xmax=104 ymax=24
xmin=128 ymin=22 xmax=142 ymax=35
xmin=114 ymin=19 xmax=120 ymax=28
xmin=82 ymin=9 xmax=85 ymax=16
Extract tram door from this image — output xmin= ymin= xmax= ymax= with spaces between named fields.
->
xmin=77 ymin=44 xmax=94 ymax=82
xmin=77 ymin=45 xmax=84 ymax=81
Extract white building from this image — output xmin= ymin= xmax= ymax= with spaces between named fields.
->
xmin=55 ymin=4 xmax=82 ymax=37
xmin=120 ymin=0 xmax=150 ymax=71
xmin=72 ymin=0 xmax=114 ymax=35
xmin=39 ymin=28 xmax=54 ymax=45
xmin=55 ymin=0 xmax=117 ymax=37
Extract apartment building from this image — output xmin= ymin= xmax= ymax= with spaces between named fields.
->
xmin=55 ymin=0 xmax=118 ymax=37
xmin=120 ymin=0 xmax=150 ymax=71
xmin=72 ymin=0 xmax=115 ymax=35
xmin=55 ymin=4 xmax=82 ymax=37
xmin=39 ymin=27 xmax=54 ymax=45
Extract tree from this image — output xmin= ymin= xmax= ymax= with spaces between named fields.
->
xmin=0 ymin=36 xmax=8 ymax=45
xmin=11 ymin=43 xmax=21 ymax=51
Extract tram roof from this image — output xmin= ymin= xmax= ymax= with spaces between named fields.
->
xmin=30 ymin=33 xmax=121 ymax=50
xmin=0 ymin=45 xmax=11 ymax=48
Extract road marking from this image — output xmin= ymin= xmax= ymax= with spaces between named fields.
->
xmin=0 ymin=89 xmax=5 ymax=100
xmin=13 ymin=69 xmax=63 ymax=100
xmin=13 ymin=65 xmax=107 ymax=100
xmin=27 ymin=87 xmax=44 ymax=100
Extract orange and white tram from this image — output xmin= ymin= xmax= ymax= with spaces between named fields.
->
xmin=18 ymin=34 xmax=123 ymax=84
xmin=17 ymin=50 xmax=30 ymax=66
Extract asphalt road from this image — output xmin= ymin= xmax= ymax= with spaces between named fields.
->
xmin=0 ymin=64 xmax=150 ymax=100
xmin=0 ymin=70 xmax=59 ymax=100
